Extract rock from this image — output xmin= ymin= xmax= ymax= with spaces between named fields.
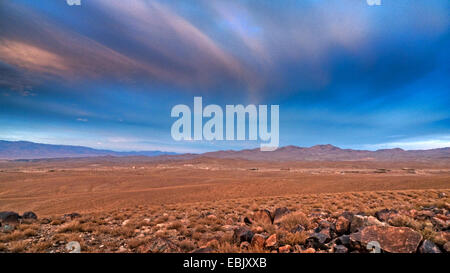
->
xmin=65 ymin=241 xmax=81 ymax=253
xmin=334 ymin=245 xmax=348 ymax=253
xmin=64 ymin=213 xmax=81 ymax=220
xmin=350 ymin=225 xmax=422 ymax=253
xmin=22 ymin=211 xmax=38 ymax=220
xmin=292 ymin=224 xmax=305 ymax=233
xmin=138 ymin=238 xmax=180 ymax=253
xmin=117 ymin=246 xmax=127 ymax=253
xmin=233 ymin=227 xmax=254 ymax=243
xmin=0 ymin=211 xmax=20 ymax=224
xmin=318 ymin=220 xmax=332 ymax=229
xmin=272 ymin=207 xmax=291 ymax=224
xmin=308 ymin=232 xmax=331 ymax=247
xmin=244 ymin=217 xmax=252 ymax=225
xmin=319 ymin=227 xmax=332 ymax=238
xmin=278 ymin=245 xmax=291 ymax=253
xmin=419 ymin=240 xmax=441 ymax=253
xmin=337 ymin=235 xmax=351 ymax=246
xmin=438 ymin=192 xmax=447 ymax=198
xmin=192 ymin=247 xmax=213 ymax=253
xmin=251 ymin=234 xmax=265 ymax=249
xmin=40 ymin=218 xmax=51 ymax=224
xmin=374 ymin=209 xmax=398 ymax=222
xmin=240 ymin=241 xmax=250 ymax=250
xmin=443 ymin=242 xmax=450 ymax=252
xmin=350 ymin=215 xmax=366 ymax=233
xmin=252 ymin=210 xmax=272 ymax=225
xmin=366 ymin=216 xmax=386 ymax=227
xmin=335 ymin=216 xmax=350 ymax=235
xmin=265 ymin=234 xmax=277 ymax=248
xmin=122 ymin=219 xmax=130 ymax=226
xmin=301 ymin=247 xmax=316 ymax=253
xmin=1 ymin=224 xmax=14 ymax=232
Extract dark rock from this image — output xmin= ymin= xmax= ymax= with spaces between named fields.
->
xmin=40 ymin=218 xmax=51 ymax=224
xmin=334 ymin=245 xmax=348 ymax=253
xmin=350 ymin=225 xmax=422 ymax=253
xmin=64 ymin=213 xmax=81 ymax=220
xmin=240 ymin=241 xmax=250 ymax=250
xmin=233 ymin=227 xmax=254 ymax=243
xmin=272 ymin=207 xmax=291 ymax=224
xmin=0 ymin=211 xmax=20 ymax=224
xmin=337 ymin=235 xmax=351 ymax=246
xmin=252 ymin=210 xmax=272 ymax=225
xmin=22 ymin=211 xmax=38 ymax=220
xmin=291 ymin=224 xmax=305 ymax=233
xmin=307 ymin=232 xmax=331 ymax=249
xmin=244 ymin=217 xmax=252 ymax=225
xmin=418 ymin=240 xmax=441 ymax=253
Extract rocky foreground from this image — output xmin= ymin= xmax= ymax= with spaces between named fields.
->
xmin=0 ymin=190 xmax=449 ymax=253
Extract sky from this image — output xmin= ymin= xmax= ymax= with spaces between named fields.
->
xmin=0 ymin=0 xmax=449 ymax=153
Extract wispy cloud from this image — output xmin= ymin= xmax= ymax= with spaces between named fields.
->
xmin=360 ymin=135 xmax=450 ymax=150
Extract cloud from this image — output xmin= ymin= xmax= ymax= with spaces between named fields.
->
xmin=361 ymin=135 xmax=450 ymax=150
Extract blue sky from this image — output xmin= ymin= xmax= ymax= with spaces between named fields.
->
xmin=0 ymin=0 xmax=449 ymax=153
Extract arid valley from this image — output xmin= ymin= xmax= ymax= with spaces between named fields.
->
xmin=0 ymin=146 xmax=449 ymax=253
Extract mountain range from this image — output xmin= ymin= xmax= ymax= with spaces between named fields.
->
xmin=0 ymin=140 xmax=449 ymax=161
xmin=0 ymin=140 xmax=177 ymax=160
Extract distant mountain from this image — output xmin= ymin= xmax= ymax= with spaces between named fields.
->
xmin=201 ymin=144 xmax=450 ymax=161
xmin=1 ymin=141 xmax=449 ymax=161
xmin=0 ymin=140 xmax=177 ymax=160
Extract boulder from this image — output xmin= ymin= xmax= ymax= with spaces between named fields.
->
xmin=233 ymin=227 xmax=254 ymax=243
xmin=272 ymin=207 xmax=291 ymax=224
xmin=337 ymin=235 xmax=351 ymax=246
xmin=307 ymin=232 xmax=331 ymax=249
xmin=350 ymin=225 xmax=422 ymax=253
xmin=418 ymin=240 xmax=441 ymax=253
xmin=0 ymin=211 xmax=20 ymax=224
xmin=265 ymin=234 xmax=277 ymax=248
xmin=22 ymin=211 xmax=38 ymax=220
xmin=252 ymin=210 xmax=272 ymax=225
xmin=350 ymin=215 xmax=366 ymax=233
xmin=335 ymin=216 xmax=350 ymax=235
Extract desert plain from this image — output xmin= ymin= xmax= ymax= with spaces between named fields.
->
xmin=0 ymin=156 xmax=449 ymax=253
